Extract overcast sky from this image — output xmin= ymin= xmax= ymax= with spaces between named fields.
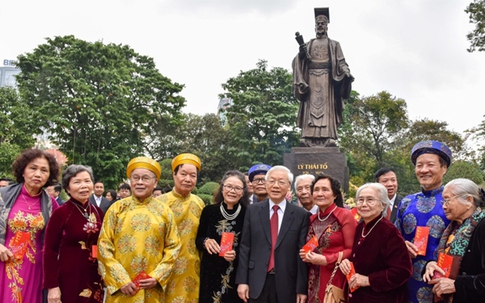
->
xmin=2 ymin=0 xmax=484 ymax=136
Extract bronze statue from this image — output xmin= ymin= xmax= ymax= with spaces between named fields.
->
xmin=292 ymin=7 xmax=354 ymax=147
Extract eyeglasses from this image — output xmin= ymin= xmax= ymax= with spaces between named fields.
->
xmin=267 ymin=180 xmax=289 ymax=187
xmin=252 ymin=178 xmax=266 ymax=184
xmin=443 ymin=194 xmax=465 ymax=206
xmin=356 ymin=197 xmax=380 ymax=205
xmin=130 ymin=175 xmax=156 ymax=183
xmin=223 ymin=184 xmax=244 ymax=193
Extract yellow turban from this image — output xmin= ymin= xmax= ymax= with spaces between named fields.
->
xmin=126 ymin=157 xmax=162 ymax=179
xmin=171 ymin=153 xmax=201 ymax=172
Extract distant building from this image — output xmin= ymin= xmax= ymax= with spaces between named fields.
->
xmin=1 ymin=60 xmax=20 ymax=88
xmin=217 ymin=97 xmax=233 ymax=124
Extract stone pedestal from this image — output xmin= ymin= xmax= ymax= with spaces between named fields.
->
xmin=283 ymin=147 xmax=349 ymax=192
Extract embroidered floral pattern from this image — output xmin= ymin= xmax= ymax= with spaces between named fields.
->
xmin=131 ymin=256 xmax=148 ymax=274
xmin=130 ymin=214 xmax=151 ymax=232
xmin=174 ymin=257 xmax=188 ymax=275
xmin=178 ymin=219 xmax=194 ymax=236
xmin=118 ymin=234 xmax=137 ymax=254
xmin=5 ymin=211 xmax=44 ymax=303
xmin=83 ymin=213 xmax=99 ymax=233
xmin=145 ymin=235 xmax=161 ymax=255
xmin=211 ymin=217 xmax=241 ymax=303
xmin=183 ymin=276 xmax=197 ymax=293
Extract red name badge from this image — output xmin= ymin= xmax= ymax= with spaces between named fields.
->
xmin=91 ymin=245 xmax=98 ymax=258
xmin=345 ymin=261 xmax=360 ymax=293
xmin=219 ymin=232 xmax=235 ymax=257
xmin=302 ymin=235 xmax=318 ymax=254
xmin=414 ymin=226 xmax=430 ymax=256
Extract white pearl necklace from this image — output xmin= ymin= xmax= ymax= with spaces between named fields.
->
xmin=220 ymin=203 xmax=241 ymax=221
xmin=317 ymin=205 xmax=337 ymax=222
xmin=361 ymin=216 xmax=383 ymax=238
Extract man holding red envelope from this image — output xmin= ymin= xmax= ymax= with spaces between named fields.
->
xmin=97 ymin=157 xmax=181 ymax=302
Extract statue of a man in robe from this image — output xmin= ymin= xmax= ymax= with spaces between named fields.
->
xmin=292 ymin=7 xmax=354 ymax=147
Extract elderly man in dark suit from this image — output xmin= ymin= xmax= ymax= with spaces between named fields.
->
xmin=374 ymin=167 xmax=402 ymax=223
xmin=89 ymin=180 xmax=112 ymax=213
xmin=236 ymin=165 xmax=309 ymax=303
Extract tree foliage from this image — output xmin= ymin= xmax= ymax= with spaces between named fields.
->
xmin=444 ymin=160 xmax=484 ymax=185
xmin=145 ymin=113 xmax=233 ymax=183
xmin=220 ymin=60 xmax=300 ymax=170
xmin=465 ymin=115 xmax=485 ymax=179
xmin=0 ymin=87 xmax=41 ymax=177
xmin=339 ymin=91 xmax=409 ymax=177
xmin=465 ymin=0 xmax=485 ymax=52
xmin=15 ymin=35 xmax=185 ymax=188
xmin=338 ymin=92 xmax=468 ymax=194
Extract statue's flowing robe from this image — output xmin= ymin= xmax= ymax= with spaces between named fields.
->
xmin=292 ymin=37 xmax=352 ymax=140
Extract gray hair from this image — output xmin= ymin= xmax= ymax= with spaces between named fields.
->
xmin=265 ymin=165 xmax=294 ymax=184
xmin=356 ymin=183 xmax=390 ymax=217
xmin=62 ymin=164 xmax=94 ymax=193
xmin=444 ymin=178 xmax=483 ymax=208
xmin=294 ymin=174 xmax=315 ymax=188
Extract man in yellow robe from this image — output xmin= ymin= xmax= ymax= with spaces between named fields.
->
xmin=98 ymin=157 xmax=181 ymax=302
xmin=158 ymin=153 xmax=205 ymax=303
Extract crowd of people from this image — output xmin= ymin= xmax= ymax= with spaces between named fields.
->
xmin=0 ymin=139 xmax=484 ymax=303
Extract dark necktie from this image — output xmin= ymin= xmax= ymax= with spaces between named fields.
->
xmin=268 ymin=204 xmax=279 ymax=272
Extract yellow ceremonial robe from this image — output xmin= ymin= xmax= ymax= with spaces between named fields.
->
xmin=159 ymin=191 xmax=205 ymax=303
xmin=97 ymin=196 xmax=180 ymax=303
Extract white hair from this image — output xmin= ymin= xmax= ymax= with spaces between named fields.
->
xmin=294 ymin=174 xmax=315 ymax=188
xmin=356 ymin=183 xmax=390 ymax=217
xmin=445 ymin=178 xmax=483 ymax=208
xmin=266 ymin=165 xmax=294 ymax=184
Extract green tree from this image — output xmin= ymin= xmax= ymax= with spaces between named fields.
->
xmin=465 ymin=115 xmax=485 ymax=181
xmin=145 ymin=113 xmax=233 ymax=183
xmin=0 ymin=87 xmax=41 ymax=176
xmin=339 ymin=91 xmax=409 ymax=181
xmin=465 ymin=0 xmax=485 ymax=52
xmin=404 ymin=119 xmax=466 ymax=158
xmin=444 ymin=160 xmax=484 ymax=185
xmin=220 ymin=60 xmax=300 ymax=170
xmin=15 ymin=35 xmax=185 ymax=189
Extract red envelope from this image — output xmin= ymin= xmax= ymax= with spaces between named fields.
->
xmin=219 ymin=232 xmax=235 ymax=257
xmin=433 ymin=253 xmax=453 ymax=279
xmin=302 ymin=235 xmax=318 ymax=254
xmin=10 ymin=231 xmax=31 ymax=260
xmin=414 ymin=226 xmax=430 ymax=256
xmin=133 ymin=271 xmax=151 ymax=289
xmin=345 ymin=262 xmax=360 ymax=293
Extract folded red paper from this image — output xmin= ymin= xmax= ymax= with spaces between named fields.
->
xmin=219 ymin=232 xmax=235 ymax=257
xmin=345 ymin=261 xmax=360 ymax=293
xmin=302 ymin=235 xmax=319 ymax=254
xmin=414 ymin=226 xmax=430 ymax=256
xmin=433 ymin=252 xmax=453 ymax=279
xmin=133 ymin=271 xmax=151 ymax=289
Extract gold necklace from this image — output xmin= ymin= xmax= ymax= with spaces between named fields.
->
xmin=361 ymin=216 xmax=384 ymax=238
xmin=21 ymin=194 xmax=40 ymax=210
xmin=71 ymin=201 xmax=91 ymax=220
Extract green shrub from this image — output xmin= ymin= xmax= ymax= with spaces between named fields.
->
xmin=198 ymin=182 xmax=219 ymax=196
xmin=198 ymin=194 xmax=213 ymax=205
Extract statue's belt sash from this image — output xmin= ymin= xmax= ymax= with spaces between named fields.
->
xmin=308 ymin=62 xmax=331 ymax=69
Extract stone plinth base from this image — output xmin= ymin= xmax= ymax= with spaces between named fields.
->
xmin=284 ymin=147 xmax=349 ymax=192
